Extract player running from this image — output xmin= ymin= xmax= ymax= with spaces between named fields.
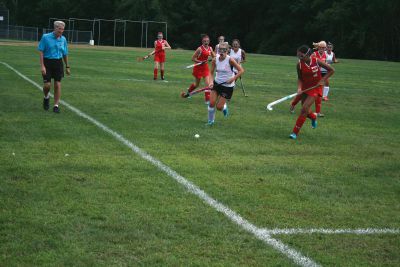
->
xmin=289 ymin=45 xmax=334 ymax=140
xmin=290 ymin=41 xmax=327 ymax=116
xmin=207 ymin=42 xmax=244 ymax=125
xmin=323 ymin=42 xmax=339 ymax=101
xmin=184 ymin=34 xmax=215 ymax=104
xmin=153 ymin=32 xmax=171 ymax=80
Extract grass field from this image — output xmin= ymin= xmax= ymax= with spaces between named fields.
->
xmin=1 ymin=42 xmax=399 ymax=266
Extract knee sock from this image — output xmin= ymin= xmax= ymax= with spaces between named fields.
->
xmin=208 ymin=106 xmax=215 ymax=122
xmin=315 ymin=96 xmax=322 ymax=113
xmin=291 ymin=94 xmax=302 ymax=107
xmin=188 ymin=83 xmax=196 ymax=92
xmin=307 ymin=111 xmax=317 ymax=120
xmin=205 ymin=91 xmax=210 ymax=102
xmin=153 ymin=69 xmax=158 ymax=79
xmin=293 ymin=115 xmax=307 ymax=135
xmin=323 ymin=86 xmax=330 ymax=97
xmin=161 ymin=70 xmax=164 ymax=79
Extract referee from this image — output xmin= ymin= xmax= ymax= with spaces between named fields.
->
xmin=38 ymin=21 xmax=70 ymax=113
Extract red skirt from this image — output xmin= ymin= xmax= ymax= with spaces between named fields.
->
xmin=192 ymin=64 xmax=210 ymax=79
xmin=154 ymin=52 xmax=165 ymax=63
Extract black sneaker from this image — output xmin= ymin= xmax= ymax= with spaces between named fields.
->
xmin=53 ymin=106 xmax=60 ymax=113
xmin=43 ymin=98 xmax=50 ymax=110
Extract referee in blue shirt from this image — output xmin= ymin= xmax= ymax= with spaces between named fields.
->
xmin=38 ymin=21 xmax=70 ymax=113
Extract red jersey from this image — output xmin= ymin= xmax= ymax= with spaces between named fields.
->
xmin=298 ymin=57 xmax=322 ymax=96
xmin=154 ymin=39 xmax=166 ymax=63
xmin=196 ymin=45 xmax=211 ymax=61
xmin=193 ymin=45 xmax=212 ymax=78
xmin=155 ymin=40 xmax=165 ymax=55
xmin=312 ymin=51 xmax=327 ymax=73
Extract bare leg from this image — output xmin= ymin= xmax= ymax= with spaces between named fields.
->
xmin=54 ymin=81 xmax=61 ymax=106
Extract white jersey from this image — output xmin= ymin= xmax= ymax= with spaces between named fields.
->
xmin=325 ymin=51 xmax=335 ymax=64
xmin=229 ymin=48 xmax=242 ymax=73
xmin=215 ymin=55 xmax=235 ymax=87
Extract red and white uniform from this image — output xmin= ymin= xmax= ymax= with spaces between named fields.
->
xmin=298 ymin=57 xmax=322 ymax=97
xmin=193 ymin=45 xmax=212 ymax=79
xmin=154 ymin=39 xmax=166 ymax=63
xmin=312 ymin=51 xmax=327 ymax=74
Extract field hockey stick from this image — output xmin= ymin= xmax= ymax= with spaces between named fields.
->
xmin=180 ymin=86 xmax=210 ymax=98
xmin=266 ymin=84 xmax=320 ymax=111
xmin=239 ymin=76 xmax=248 ymax=97
xmin=184 ymin=59 xmax=211 ymax=69
xmin=137 ymin=51 xmax=154 ymax=62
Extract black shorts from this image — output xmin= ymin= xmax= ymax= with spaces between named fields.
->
xmin=212 ymin=81 xmax=234 ymax=100
xmin=43 ymin=58 xmax=64 ymax=83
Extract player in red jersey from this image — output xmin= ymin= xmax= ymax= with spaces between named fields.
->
xmin=289 ymin=45 xmax=334 ymax=139
xmin=290 ymin=41 xmax=327 ymax=117
xmin=184 ymin=34 xmax=215 ymax=104
xmin=153 ymin=32 xmax=171 ymax=80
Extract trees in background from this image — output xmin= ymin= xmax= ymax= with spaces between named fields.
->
xmin=2 ymin=0 xmax=399 ymax=60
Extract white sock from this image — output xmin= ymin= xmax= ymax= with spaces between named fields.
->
xmin=44 ymin=94 xmax=50 ymax=99
xmin=54 ymin=104 xmax=58 ymax=107
xmin=223 ymin=103 xmax=227 ymax=111
xmin=323 ymin=86 xmax=330 ymax=97
xmin=208 ymin=106 xmax=215 ymax=122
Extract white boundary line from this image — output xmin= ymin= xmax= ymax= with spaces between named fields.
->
xmin=0 ymin=61 xmax=320 ymax=267
xmin=262 ymin=228 xmax=400 ymax=235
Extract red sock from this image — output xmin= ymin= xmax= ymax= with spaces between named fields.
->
xmin=307 ymin=111 xmax=317 ymax=120
xmin=293 ymin=115 xmax=307 ymax=135
xmin=161 ymin=70 xmax=164 ymax=79
xmin=291 ymin=94 xmax=302 ymax=106
xmin=153 ymin=69 xmax=158 ymax=79
xmin=315 ymin=96 xmax=321 ymax=113
xmin=205 ymin=91 xmax=210 ymax=102
xmin=188 ymin=83 xmax=196 ymax=92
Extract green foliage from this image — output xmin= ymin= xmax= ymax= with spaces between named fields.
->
xmin=1 ymin=0 xmax=399 ymax=59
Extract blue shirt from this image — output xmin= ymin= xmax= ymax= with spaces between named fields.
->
xmin=38 ymin=32 xmax=68 ymax=59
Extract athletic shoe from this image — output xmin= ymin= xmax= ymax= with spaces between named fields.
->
xmin=53 ymin=106 xmax=60 ymax=113
xmin=311 ymin=119 xmax=317 ymax=129
xmin=322 ymin=96 xmax=329 ymax=101
xmin=317 ymin=113 xmax=325 ymax=118
xmin=206 ymin=120 xmax=214 ymax=126
xmin=43 ymin=98 xmax=50 ymax=110
xmin=223 ymin=106 xmax=229 ymax=117
xmin=289 ymin=104 xmax=295 ymax=114
xmin=289 ymin=133 xmax=297 ymax=139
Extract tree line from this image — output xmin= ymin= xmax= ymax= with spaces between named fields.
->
xmin=2 ymin=0 xmax=399 ymax=61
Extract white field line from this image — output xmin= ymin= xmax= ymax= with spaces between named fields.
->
xmin=1 ymin=61 xmax=319 ymax=267
xmin=262 ymin=228 xmax=400 ymax=235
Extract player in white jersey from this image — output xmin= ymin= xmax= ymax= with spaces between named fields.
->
xmin=229 ymin=39 xmax=246 ymax=75
xmin=207 ymin=43 xmax=244 ymax=125
xmin=323 ymin=42 xmax=339 ymax=101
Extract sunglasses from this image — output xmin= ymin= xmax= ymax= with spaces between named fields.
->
xmin=219 ymin=48 xmax=228 ymax=53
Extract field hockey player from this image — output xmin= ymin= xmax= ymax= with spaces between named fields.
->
xmin=153 ymin=32 xmax=171 ymax=80
xmin=289 ymin=45 xmax=334 ymax=139
xmin=207 ymin=42 xmax=244 ymax=125
xmin=184 ymin=34 xmax=215 ymax=104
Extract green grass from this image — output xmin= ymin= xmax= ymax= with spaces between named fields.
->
xmin=1 ymin=42 xmax=399 ymax=266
